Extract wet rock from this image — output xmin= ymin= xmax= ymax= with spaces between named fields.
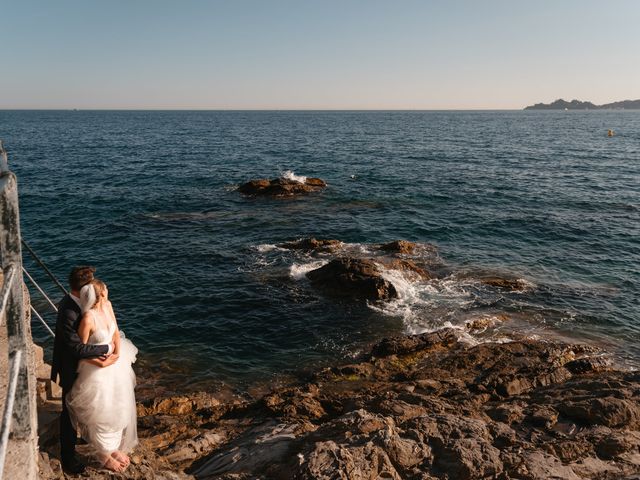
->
xmin=564 ymin=356 xmax=612 ymax=374
xmin=278 ymin=238 xmax=343 ymax=252
xmin=379 ymin=240 xmax=419 ymax=254
xmin=479 ymin=275 xmax=529 ymax=291
xmin=371 ymin=328 xmax=459 ymax=357
xmin=377 ymin=258 xmax=432 ymax=280
xmin=238 ymin=177 xmax=327 ymax=197
xmin=306 ymin=257 xmax=398 ymax=301
xmin=464 ymin=314 xmax=508 ymax=333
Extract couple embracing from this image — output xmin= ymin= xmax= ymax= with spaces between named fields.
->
xmin=50 ymin=266 xmax=138 ymax=474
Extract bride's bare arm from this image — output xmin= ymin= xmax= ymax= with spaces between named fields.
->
xmin=78 ymin=313 xmax=118 ymax=368
xmin=78 ymin=313 xmax=93 ymax=344
xmin=78 ymin=314 xmax=103 ymax=367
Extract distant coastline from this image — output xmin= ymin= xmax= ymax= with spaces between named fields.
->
xmin=524 ymin=98 xmax=640 ymax=110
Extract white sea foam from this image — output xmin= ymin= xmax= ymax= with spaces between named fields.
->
xmin=370 ymin=268 xmax=475 ymax=335
xmin=281 ymin=170 xmax=307 ymax=183
xmin=289 ymin=260 xmax=328 ymax=280
xmin=255 ymin=243 xmax=280 ymax=253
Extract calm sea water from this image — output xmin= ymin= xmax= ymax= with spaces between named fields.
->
xmin=1 ymin=110 xmax=638 ymax=391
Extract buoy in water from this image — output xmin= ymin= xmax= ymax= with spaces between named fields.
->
xmin=608 ymin=129 xmax=615 ymax=137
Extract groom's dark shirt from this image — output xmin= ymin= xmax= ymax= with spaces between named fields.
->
xmin=51 ymin=294 xmax=108 ymax=391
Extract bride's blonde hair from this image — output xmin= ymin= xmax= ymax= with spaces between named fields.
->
xmin=87 ymin=279 xmax=107 ymax=310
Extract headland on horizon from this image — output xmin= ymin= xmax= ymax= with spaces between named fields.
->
xmin=525 ymin=98 xmax=640 ymax=110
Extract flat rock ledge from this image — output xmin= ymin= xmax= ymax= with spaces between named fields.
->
xmin=238 ymin=177 xmax=327 ymax=197
xmin=40 ymin=328 xmax=640 ymax=479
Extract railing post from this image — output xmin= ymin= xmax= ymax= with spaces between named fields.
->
xmin=0 ymin=142 xmax=38 ymax=479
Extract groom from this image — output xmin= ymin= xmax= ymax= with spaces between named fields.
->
xmin=50 ymin=265 xmax=117 ymax=474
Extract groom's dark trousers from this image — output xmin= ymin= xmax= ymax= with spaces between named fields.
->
xmin=51 ymin=294 xmax=108 ymax=464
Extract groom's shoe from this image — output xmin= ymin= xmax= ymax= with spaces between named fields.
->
xmin=61 ymin=456 xmax=86 ymax=475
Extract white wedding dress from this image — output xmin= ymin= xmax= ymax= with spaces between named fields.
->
xmin=66 ymin=304 xmax=138 ymax=457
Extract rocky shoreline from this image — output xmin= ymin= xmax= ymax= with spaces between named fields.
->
xmin=37 ymin=237 xmax=640 ymax=479
xmin=40 ymin=327 xmax=640 ymax=479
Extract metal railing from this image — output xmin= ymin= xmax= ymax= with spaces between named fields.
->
xmin=0 ymin=141 xmax=38 ymax=479
xmin=22 ymin=259 xmax=59 ymax=338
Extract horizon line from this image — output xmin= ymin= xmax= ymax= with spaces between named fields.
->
xmin=1 ymin=107 xmax=529 ymax=112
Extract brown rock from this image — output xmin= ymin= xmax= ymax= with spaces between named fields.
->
xmin=378 ymin=258 xmax=432 ymax=280
xmin=564 ymin=356 xmax=612 ymax=374
xmin=379 ymin=240 xmax=418 ymax=254
xmin=464 ymin=314 xmax=508 ymax=333
xmin=479 ymin=276 xmax=529 ymax=291
xmin=596 ymin=431 xmax=640 ymax=459
xmin=278 ymin=238 xmax=342 ymax=252
xmin=371 ymin=328 xmax=459 ymax=357
xmin=486 ymin=404 xmax=525 ymax=424
xmin=516 ymin=451 xmax=580 ymax=479
xmin=306 ymin=257 xmax=398 ymax=301
xmin=558 ymin=397 xmax=640 ymax=428
xmin=411 ymin=414 xmax=503 ymax=479
xmin=305 ymin=178 xmax=326 ymax=187
xmin=238 ymin=177 xmax=326 ymax=197
xmin=302 ymin=440 xmax=402 ymax=480
xmin=138 ymin=393 xmax=221 ymax=416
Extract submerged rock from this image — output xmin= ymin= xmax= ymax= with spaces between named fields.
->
xmin=238 ymin=177 xmax=327 ymax=197
xmin=278 ymin=238 xmax=343 ymax=252
xmin=478 ymin=275 xmax=529 ymax=291
xmin=306 ymin=257 xmax=398 ymax=301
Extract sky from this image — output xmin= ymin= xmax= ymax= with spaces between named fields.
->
xmin=1 ymin=0 xmax=639 ymax=109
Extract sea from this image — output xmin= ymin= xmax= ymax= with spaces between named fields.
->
xmin=1 ymin=110 xmax=638 ymax=394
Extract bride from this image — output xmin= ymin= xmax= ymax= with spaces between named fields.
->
xmin=65 ymin=278 xmax=138 ymax=472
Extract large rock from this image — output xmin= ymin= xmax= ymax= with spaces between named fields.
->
xmin=306 ymin=257 xmax=398 ymax=301
xmin=238 ymin=177 xmax=326 ymax=197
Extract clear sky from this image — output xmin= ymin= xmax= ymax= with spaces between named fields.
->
xmin=1 ymin=0 xmax=638 ymax=109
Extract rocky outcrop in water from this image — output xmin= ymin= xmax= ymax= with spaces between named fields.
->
xmin=238 ymin=177 xmax=327 ymax=197
xmin=478 ymin=275 xmax=529 ymax=292
xmin=278 ymin=238 xmax=343 ymax=252
xmin=306 ymin=257 xmax=398 ymax=301
xmin=379 ymin=240 xmax=419 ymax=255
